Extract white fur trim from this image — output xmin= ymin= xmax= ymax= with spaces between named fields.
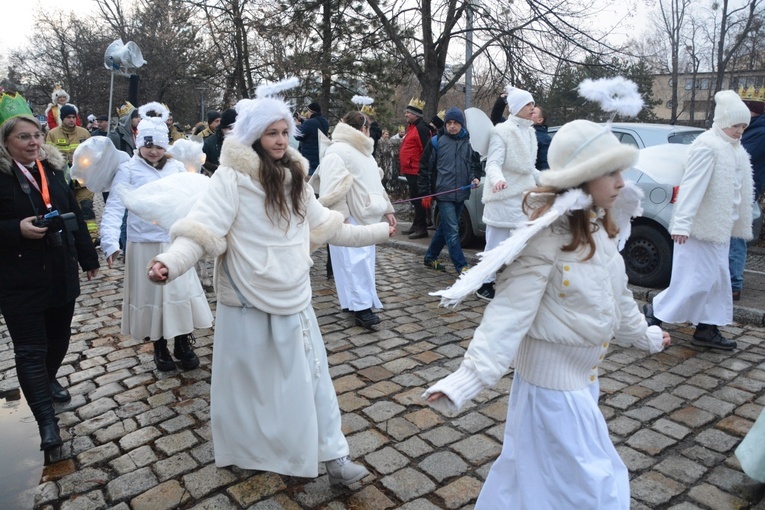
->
xmin=170 ymin=217 xmax=228 ymax=257
xmin=138 ymin=102 xmax=170 ymax=122
xmin=309 ymin=210 xmax=344 ymax=252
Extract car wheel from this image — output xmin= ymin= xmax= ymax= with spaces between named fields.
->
xmin=620 ymin=224 xmax=673 ymax=288
xmin=433 ymin=206 xmax=475 ymax=247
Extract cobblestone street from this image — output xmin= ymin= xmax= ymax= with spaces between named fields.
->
xmin=1 ymin=241 xmax=765 ymax=509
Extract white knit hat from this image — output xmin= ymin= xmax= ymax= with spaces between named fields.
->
xmin=505 ymin=85 xmax=534 ymax=116
xmin=136 ymin=117 xmax=170 ymax=150
xmin=539 ymin=120 xmax=638 ymax=190
xmin=713 ymin=90 xmax=751 ymax=129
xmin=229 ymin=77 xmax=299 ymax=147
xmin=135 ymin=102 xmax=171 ymax=150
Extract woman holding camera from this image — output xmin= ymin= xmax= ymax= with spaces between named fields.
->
xmin=0 ymin=105 xmax=99 ymax=453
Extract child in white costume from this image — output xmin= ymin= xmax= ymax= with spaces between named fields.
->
xmin=476 ymin=85 xmax=538 ymax=301
xmin=147 ymin=82 xmax=393 ymax=485
xmin=424 ymin=120 xmax=671 ymax=509
xmin=309 ymin=110 xmax=397 ymax=329
xmin=646 ymin=90 xmax=753 ymax=350
xmin=100 ymin=102 xmax=212 ymax=372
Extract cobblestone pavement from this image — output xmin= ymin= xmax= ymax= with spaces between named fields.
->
xmin=2 ymin=243 xmax=765 ymax=509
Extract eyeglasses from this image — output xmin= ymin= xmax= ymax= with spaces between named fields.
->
xmin=13 ymin=132 xmax=44 ymax=142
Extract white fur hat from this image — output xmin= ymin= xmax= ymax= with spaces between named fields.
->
xmin=51 ymin=87 xmax=70 ymax=103
xmin=136 ymin=117 xmax=170 ymax=150
xmin=229 ymin=77 xmax=299 ymax=147
xmin=713 ymin=90 xmax=751 ymax=129
xmin=505 ymin=85 xmax=534 ymax=117
xmin=539 ymin=120 xmax=638 ymax=190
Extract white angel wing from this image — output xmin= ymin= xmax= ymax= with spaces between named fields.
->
xmin=118 ymin=172 xmax=210 ymax=230
xmin=168 ymin=139 xmax=206 ymax=173
xmin=318 ymin=130 xmax=332 ymax=161
xmin=70 ymin=137 xmax=130 ymax=193
xmin=465 ymin=107 xmax=494 ymax=157
xmin=432 ymin=189 xmax=592 ymax=307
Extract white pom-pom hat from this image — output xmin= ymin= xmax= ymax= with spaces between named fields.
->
xmin=505 ymin=85 xmax=534 ymax=116
xmin=539 ymin=120 xmax=638 ymax=190
xmin=229 ymin=77 xmax=299 ymax=147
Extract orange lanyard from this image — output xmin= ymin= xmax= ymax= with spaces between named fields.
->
xmin=15 ymin=160 xmax=53 ymax=210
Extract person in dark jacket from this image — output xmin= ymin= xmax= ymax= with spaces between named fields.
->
xmin=0 ymin=110 xmax=99 ymax=453
xmin=490 ymin=92 xmax=508 ymax=125
xmin=295 ymin=102 xmax=329 ymax=175
xmin=90 ymin=115 xmax=109 ymax=137
xmin=729 ymin=88 xmax=765 ymax=300
xmin=419 ymin=107 xmax=481 ymax=273
xmin=531 ymin=106 xmax=551 ymax=170
xmin=202 ymin=108 xmax=237 ymax=175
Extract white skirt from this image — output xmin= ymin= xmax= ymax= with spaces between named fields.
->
xmin=653 ymin=237 xmax=732 ymax=325
xmin=211 ymin=303 xmax=349 ymax=477
xmin=121 ymin=241 xmax=213 ymax=341
xmin=329 ymin=243 xmax=382 ymax=311
xmin=476 ymin=376 xmax=629 ymax=510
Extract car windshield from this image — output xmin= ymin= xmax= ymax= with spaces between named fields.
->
xmin=668 ymin=131 xmax=702 ymax=144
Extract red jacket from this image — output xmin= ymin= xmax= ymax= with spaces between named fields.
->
xmin=399 ymin=118 xmax=430 ymax=175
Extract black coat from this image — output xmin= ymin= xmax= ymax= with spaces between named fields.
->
xmin=0 ymin=145 xmax=99 ymax=313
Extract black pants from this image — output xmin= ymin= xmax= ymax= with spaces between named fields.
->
xmin=406 ymin=174 xmax=427 ymax=230
xmin=3 ymin=300 xmax=76 ymax=420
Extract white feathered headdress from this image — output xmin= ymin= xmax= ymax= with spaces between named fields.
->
xmin=577 ymin=77 xmax=644 ymax=122
xmin=138 ymin=101 xmax=170 ymax=123
xmin=230 ymin=77 xmax=299 ymax=147
xmin=351 ymin=95 xmax=374 ymax=107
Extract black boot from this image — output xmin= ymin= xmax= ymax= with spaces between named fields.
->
xmin=174 ymin=334 xmax=200 ymax=370
xmin=355 ymin=309 xmax=381 ymax=329
xmin=15 ymin=346 xmax=62 ymax=451
xmin=643 ymin=303 xmax=662 ymax=327
xmin=153 ymin=338 xmax=176 ymax=371
xmin=50 ymin=380 xmax=71 ymax=403
xmin=692 ymin=324 xmax=737 ymax=350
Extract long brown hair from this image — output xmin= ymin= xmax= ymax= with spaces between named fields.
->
xmin=522 ymin=186 xmax=619 ymax=261
xmin=253 ymin=141 xmax=306 ymax=226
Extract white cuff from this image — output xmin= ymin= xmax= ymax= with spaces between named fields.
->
xmin=422 ymin=365 xmax=485 ymax=415
xmin=646 ymin=325 xmax=664 ymax=354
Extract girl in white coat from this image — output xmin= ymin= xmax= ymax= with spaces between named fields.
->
xmin=309 ymin=111 xmax=397 ymax=328
xmin=100 ymin=103 xmax=212 ymax=372
xmin=476 ymin=85 xmax=538 ymax=301
xmin=147 ymin=84 xmax=394 ymax=485
xmin=424 ymin=120 xmax=671 ymax=509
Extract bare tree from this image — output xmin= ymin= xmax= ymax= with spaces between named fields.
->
xmin=652 ymin=0 xmax=692 ymax=122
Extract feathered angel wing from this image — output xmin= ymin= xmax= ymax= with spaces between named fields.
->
xmin=611 ymin=181 xmax=644 ymax=251
xmin=431 ymin=189 xmax=592 ymax=307
xmin=464 ymin=107 xmax=494 ymax=157
xmin=70 ymin=137 xmax=130 ymax=193
xmin=167 ymin=139 xmax=206 ymax=173
xmin=117 ymin=172 xmax=210 ymax=230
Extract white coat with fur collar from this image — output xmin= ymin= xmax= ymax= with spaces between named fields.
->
xmin=154 ymin=141 xmax=390 ymax=315
xmin=308 ymin=122 xmax=394 ymax=225
xmin=482 ymin=115 xmax=539 ymax=228
xmin=670 ymin=128 xmax=754 ymax=243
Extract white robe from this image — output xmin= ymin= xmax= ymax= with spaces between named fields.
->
xmin=329 ymin=216 xmax=383 ymax=312
xmin=210 ymin=303 xmax=348 ymax=476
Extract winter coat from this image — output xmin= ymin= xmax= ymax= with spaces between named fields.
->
xmin=308 ymin=122 xmax=394 ymax=225
xmin=534 ymin=124 xmax=551 ymax=170
xmin=399 ymin=117 xmax=431 ymax=176
xmin=0 ymin=145 xmax=99 ymax=313
xmin=46 ymin=125 xmax=90 ymax=163
xmin=743 ymin=114 xmax=765 ymax=199
xmin=108 ymin=111 xmax=137 ymax=156
xmin=154 ymin=142 xmax=390 ymax=315
xmin=482 ymin=115 xmax=539 ymax=228
xmin=202 ymin=129 xmax=225 ymax=175
xmin=418 ymin=127 xmax=481 ymax=202
xmin=670 ymin=127 xmax=754 ymax=244
xmin=425 ymin=214 xmax=663 ymax=411
xmin=100 ymin=155 xmax=187 ymax=260
xmin=296 ymin=113 xmax=329 ymax=174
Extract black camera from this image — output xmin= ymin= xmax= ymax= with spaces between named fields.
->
xmin=33 ymin=210 xmax=78 ymax=247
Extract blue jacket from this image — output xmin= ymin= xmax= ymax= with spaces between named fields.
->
xmin=296 ymin=114 xmax=329 ymax=175
xmin=418 ymin=128 xmax=481 ymax=202
xmin=743 ymin=114 xmax=765 ymax=199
